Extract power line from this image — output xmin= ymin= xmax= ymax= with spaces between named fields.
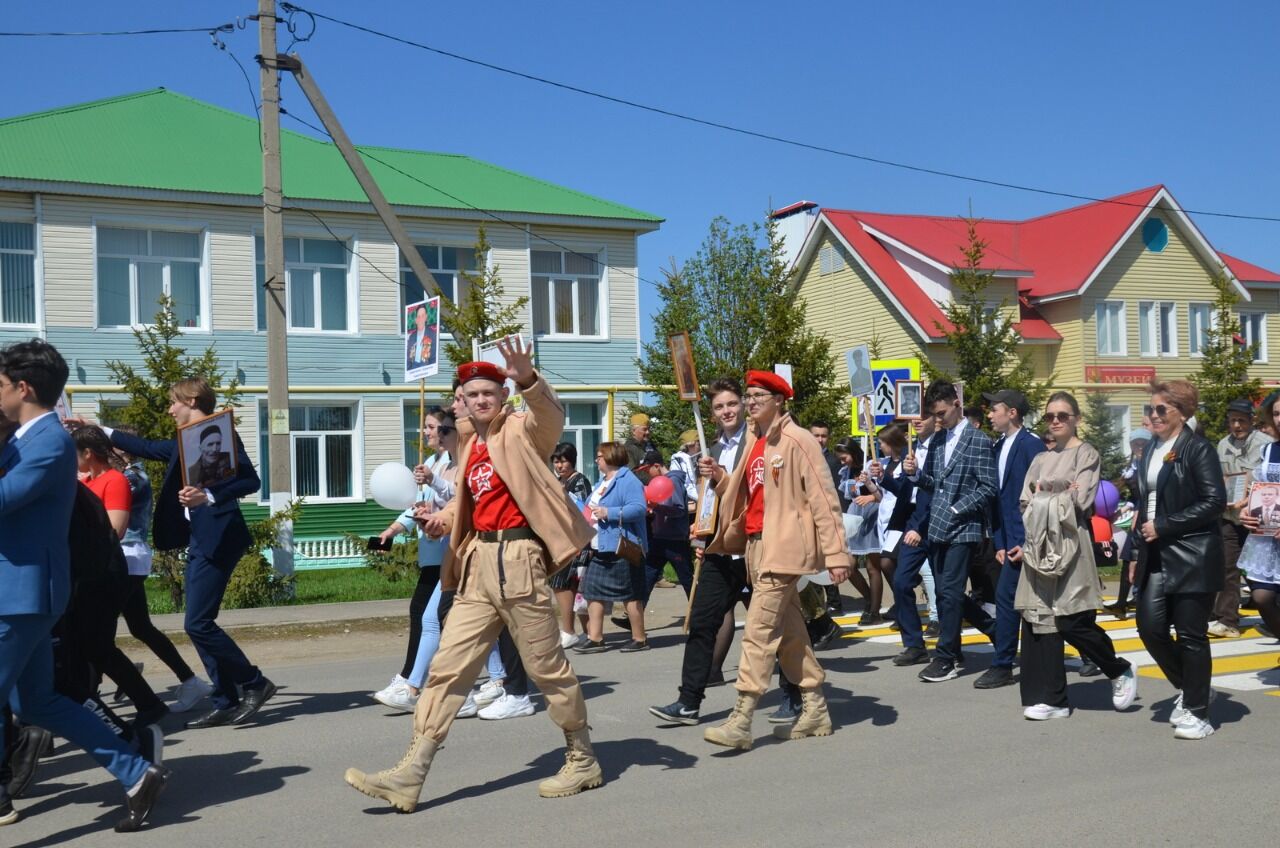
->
xmin=280 ymin=2 xmax=1280 ymax=225
xmin=0 ymin=23 xmax=239 ymax=38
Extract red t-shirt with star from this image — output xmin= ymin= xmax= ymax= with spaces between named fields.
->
xmin=465 ymin=440 xmax=529 ymax=531
xmin=744 ymin=436 xmax=767 ymax=536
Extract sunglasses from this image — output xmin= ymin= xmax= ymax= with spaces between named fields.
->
xmin=1150 ymin=404 xmax=1174 ymax=419
xmin=1044 ymin=412 xmax=1074 ymax=424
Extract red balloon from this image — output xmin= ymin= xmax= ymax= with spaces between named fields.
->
xmin=1090 ymin=514 xmax=1113 ymax=543
xmin=645 ymin=474 xmax=675 ymax=504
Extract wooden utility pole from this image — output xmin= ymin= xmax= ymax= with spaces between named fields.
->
xmin=258 ymin=0 xmax=294 ymax=576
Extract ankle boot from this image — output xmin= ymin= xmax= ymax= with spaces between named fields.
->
xmin=538 ymin=726 xmax=605 ymax=798
xmin=344 ymin=733 xmax=438 ymax=812
xmin=703 ymin=692 xmax=758 ymax=750
xmin=775 ymin=687 xmax=833 ymax=740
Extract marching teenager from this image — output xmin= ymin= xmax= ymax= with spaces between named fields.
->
xmin=1239 ymin=392 xmax=1280 ymax=641
xmin=1013 ymin=392 xmax=1137 ymax=720
xmin=649 ymin=378 xmax=751 ymax=725
xmin=699 ymin=370 xmax=851 ymax=750
xmin=345 ymin=339 xmax=602 ymax=811
xmin=903 ymin=380 xmax=999 ymax=682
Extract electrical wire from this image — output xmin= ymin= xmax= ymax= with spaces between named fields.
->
xmin=280 ymin=2 xmax=1280 ymax=224
xmin=0 ymin=24 xmax=238 ymax=37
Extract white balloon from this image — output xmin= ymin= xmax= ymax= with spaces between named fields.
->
xmin=369 ymin=462 xmax=418 ymax=511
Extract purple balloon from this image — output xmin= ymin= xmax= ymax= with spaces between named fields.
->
xmin=1094 ymin=480 xmax=1120 ymax=519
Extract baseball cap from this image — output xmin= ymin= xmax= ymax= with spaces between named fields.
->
xmin=981 ymin=389 xmax=1029 ymax=417
xmin=1226 ymin=399 xmax=1254 ymax=418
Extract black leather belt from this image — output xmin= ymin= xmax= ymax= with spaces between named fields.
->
xmin=475 ymin=527 xmax=536 ymax=543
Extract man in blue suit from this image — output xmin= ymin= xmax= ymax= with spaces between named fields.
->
xmin=0 ymin=339 xmax=166 ymax=831
xmin=972 ymin=390 xmax=1045 ymax=689
xmin=904 ymin=380 xmax=1000 ymax=683
xmin=89 ymin=377 xmax=272 ymax=730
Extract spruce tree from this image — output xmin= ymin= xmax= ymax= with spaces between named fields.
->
xmin=1082 ymin=391 xmax=1128 ymax=482
xmin=1191 ymin=268 xmax=1262 ymax=443
xmin=443 ymin=226 xmax=528 ymax=367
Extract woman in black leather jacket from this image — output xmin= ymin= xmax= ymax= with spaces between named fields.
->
xmin=1133 ymin=379 xmax=1226 ymax=741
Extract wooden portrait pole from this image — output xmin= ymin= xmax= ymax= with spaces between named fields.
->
xmin=417 ymin=379 xmax=427 ymax=466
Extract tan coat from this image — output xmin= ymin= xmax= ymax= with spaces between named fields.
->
xmin=706 ymin=411 xmax=852 ymax=574
xmin=436 ymin=373 xmax=594 ymax=590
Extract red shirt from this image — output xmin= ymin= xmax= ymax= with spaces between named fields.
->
xmin=465 ymin=441 xmax=529 ymax=532
xmin=85 ymin=468 xmax=132 ymax=513
xmin=744 ymin=437 xmax=767 ymax=536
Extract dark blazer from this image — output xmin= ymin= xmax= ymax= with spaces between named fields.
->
xmin=875 ymin=457 xmax=916 ymax=533
xmin=915 ymin=422 xmax=999 ymax=545
xmin=1133 ymin=427 xmax=1226 ymax=593
xmin=110 ymin=427 xmax=260 ymax=567
xmin=990 ymin=427 xmax=1046 ymax=553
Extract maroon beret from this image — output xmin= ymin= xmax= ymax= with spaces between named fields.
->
xmin=746 ymin=369 xmax=793 ymax=399
xmin=456 ymin=361 xmax=507 ymax=386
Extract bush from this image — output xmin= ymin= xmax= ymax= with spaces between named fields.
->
xmin=346 ymin=531 xmax=420 ymax=583
xmin=224 ymin=550 xmax=295 ymax=609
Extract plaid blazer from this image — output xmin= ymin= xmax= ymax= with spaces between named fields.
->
xmin=916 ymin=423 xmax=999 ymax=545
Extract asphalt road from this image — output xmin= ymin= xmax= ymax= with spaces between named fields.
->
xmin=8 ymin=590 xmax=1278 ymax=848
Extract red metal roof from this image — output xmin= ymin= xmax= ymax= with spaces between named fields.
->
xmin=1221 ymin=251 xmax=1280 ymax=284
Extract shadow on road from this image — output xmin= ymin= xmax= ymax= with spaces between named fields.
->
xmin=238 ymin=688 xmax=374 ymax=727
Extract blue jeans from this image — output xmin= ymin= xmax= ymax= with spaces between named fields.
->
xmin=185 ymin=551 xmax=262 ymax=709
xmin=927 ymin=541 xmax=995 ymax=663
xmin=920 ymin=562 xmax=939 ymax=620
xmin=1 ymin=613 xmax=149 ymax=788
xmin=408 ymin=582 xmax=505 ymax=689
xmin=992 ymin=561 xmax=1021 ymax=669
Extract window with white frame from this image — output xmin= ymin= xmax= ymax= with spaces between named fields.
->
xmin=1188 ymin=303 xmax=1212 ymax=356
xmin=562 ymin=401 xmax=606 ymax=483
xmin=1138 ymin=301 xmax=1177 ymax=357
xmin=401 ymin=399 xmax=454 ymax=466
xmin=1106 ymin=403 xmax=1132 ymax=450
xmin=97 ymin=226 xmax=203 ymax=328
xmin=1095 ymin=301 xmax=1126 ymax=356
xmin=1238 ymin=312 xmax=1267 ymax=363
xmin=531 ymin=249 xmax=602 ymax=337
xmin=400 ymin=245 xmax=476 ymax=334
xmin=258 ymin=402 xmax=358 ymax=500
xmin=255 ymin=236 xmax=351 ymax=332
xmin=0 ymin=222 xmax=36 ymax=326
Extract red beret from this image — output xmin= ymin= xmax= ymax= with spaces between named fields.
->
xmin=746 ymin=370 xmax=793 ymax=399
xmin=456 ymin=361 xmax=507 ymax=386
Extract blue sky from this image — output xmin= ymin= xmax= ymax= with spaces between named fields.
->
xmin=4 ymin=1 xmax=1278 ymax=339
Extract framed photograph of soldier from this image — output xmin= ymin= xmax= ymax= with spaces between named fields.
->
xmin=668 ymin=331 xmax=701 ymax=402
xmin=1246 ymin=482 xmax=1280 ymax=534
xmin=1225 ymin=472 xmax=1248 ymax=505
xmin=692 ymin=480 xmax=718 ymax=538
xmin=404 ymin=297 xmax=442 ymax=382
xmin=178 ymin=408 xmax=238 ymax=489
xmin=845 ymin=345 xmax=874 ymax=398
xmin=895 ymin=380 xmax=923 ymax=420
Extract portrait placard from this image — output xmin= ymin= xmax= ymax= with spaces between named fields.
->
xmin=895 ymin=380 xmax=923 ymax=420
xmin=404 ymin=297 xmax=442 ymax=382
xmin=668 ymin=332 xmax=701 ymax=402
xmin=178 ymin=408 xmax=238 ymax=489
xmin=692 ymin=477 xmax=718 ymax=538
xmin=1246 ymin=482 xmax=1280 ymax=534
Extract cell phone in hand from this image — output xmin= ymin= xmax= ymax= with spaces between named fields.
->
xmin=367 ymin=536 xmax=393 ymax=552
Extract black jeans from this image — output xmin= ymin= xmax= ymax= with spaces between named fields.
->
xmin=400 ymin=566 xmax=441 ymax=680
xmin=70 ymin=590 xmax=165 ymax=713
xmin=678 ymin=554 xmax=748 ymax=708
xmin=1019 ymin=611 xmax=1130 ymax=707
xmin=436 ymin=588 xmax=527 ymax=697
xmin=1137 ymin=572 xmax=1213 ymax=718
xmin=642 ymin=537 xmax=694 ymax=602
xmin=927 ymin=541 xmax=995 ymax=664
xmin=121 ymin=574 xmax=194 ymax=683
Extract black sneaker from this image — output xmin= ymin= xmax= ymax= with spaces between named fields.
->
xmin=893 ymin=646 xmax=930 ymax=666
xmin=610 ymin=614 xmax=631 ymax=629
xmin=619 ymin=639 xmax=650 ymax=653
xmin=924 ymin=621 xmax=941 ymax=638
xmin=811 ymin=617 xmax=843 ymax=651
xmin=1078 ymin=659 xmax=1102 ymax=678
xmin=767 ymin=697 xmax=802 ymax=724
xmin=919 ymin=659 xmax=960 ymax=682
xmin=973 ymin=666 xmax=1015 ymax=689
xmin=858 ymin=611 xmax=883 ymax=626
xmin=5 ymin=726 xmax=51 ymax=798
xmin=573 ymin=639 xmax=609 ymax=654
xmin=649 ymin=701 xmax=700 ymax=725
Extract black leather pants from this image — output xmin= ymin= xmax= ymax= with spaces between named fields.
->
xmin=1137 ymin=572 xmax=1213 ymax=718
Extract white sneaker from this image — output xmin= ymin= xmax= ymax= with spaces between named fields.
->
xmin=1023 ymin=703 xmax=1070 ymax=721
xmin=559 ymin=630 xmax=578 ymax=649
xmin=1207 ymin=621 xmax=1240 ymax=639
xmin=478 ymin=693 xmax=534 ymax=720
xmin=1173 ymin=715 xmax=1215 ymax=740
xmin=1111 ymin=667 xmax=1138 ymax=711
xmin=374 ymin=682 xmax=418 ymax=713
xmin=1169 ymin=689 xmax=1215 ymax=725
xmin=457 ymin=691 xmax=479 ymax=718
xmin=170 ymin=676 xmax=214 ymax=713
xmin=372 ymin=674 xmax=408 ymax=703
xmin=475 ymin=679 xmax=505 ymax=707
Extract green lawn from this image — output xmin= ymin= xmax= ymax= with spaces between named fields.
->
xmin=144 ymin=567 xmax=417 ymax=615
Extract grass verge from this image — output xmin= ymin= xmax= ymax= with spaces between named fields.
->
xmin=145 ymin=567 xmax=417 ymax=615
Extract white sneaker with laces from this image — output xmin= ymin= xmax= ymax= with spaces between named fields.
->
xmin=1173 ymin=715 xmax=1215 ymax=740
xmin=372 ymin=674 xmax=408 ymax=702
xmin=1207 ymin=621 xmax=1239 ymax=639
xmin=1169 ymin=688 xmax=1215 ymax=725
xmin=560 ymin=630 xmax=578 ymax=649
xmin=478 ymin=693 xmax=535 ymax=720
xmin=475 ymin=679 xmax=505 ymax=707
xmin=170 ymin=676 xmax=214 ymax=713
xmin=375 ymin=682 xmax=418 ymax=713
xmin=457 ymin=691 xmax=479 ymax=718
xmin=1111 ymin=667 xmax=1138 ymax=711
xmin=1022 ymin=703 xmax=1070 ymax=721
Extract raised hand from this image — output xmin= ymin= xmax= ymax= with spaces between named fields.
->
xmin=902 ymin=452 xmax=917 ymax=476
xmin=496 ymin=335 xmax=535 ymax=387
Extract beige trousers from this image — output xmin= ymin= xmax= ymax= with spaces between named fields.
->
xmin=413 ymin=537 xmax=589 ymax=741
xmin=735 ymin=538 xmax=826 ymax=697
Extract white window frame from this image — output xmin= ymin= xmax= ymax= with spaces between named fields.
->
xmin=1106 ymin=403 xmax=1132 ymax=449
xmin=257 ymin=398 xmax=364 ymax=505
xmin=1238 ymin=311 xmax=1268 ymax=364
xmin=0 ymin=217 xmax=38 ymax=328
xmin=561 ymin=397 xmax=608 ymax=483
xmin=1138 ymin=301 xmax=1177 ymax=357
xmin=1188 ymin=302 xmax=1213 ymax=357
xmin=254 ymin=230 xmax=358 ymax=335
xmin=1095 ymin=300 xmax=1127 ymax=356
xmin=400 ymin=397 xmax=456 ymax=466
xmin=93 ymin=221 xmax=210 ymax=332
xmin=529 ymin=245 xmax=609 ymax=340
xmin=399 ymin=242 xmax=483 ymax=339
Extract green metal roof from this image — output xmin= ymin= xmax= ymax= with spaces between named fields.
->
xmin=0 ymin=89 xmax=662 ymax=225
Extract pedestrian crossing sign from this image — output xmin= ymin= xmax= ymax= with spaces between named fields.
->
xmin=850 ymin=358 xmax=920 ymax=436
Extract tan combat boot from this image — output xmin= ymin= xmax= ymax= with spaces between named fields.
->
xmin=775 ymin=687 xmax=833 ymax=740
xmin=703 ymin=692 xmax=759 ymax=750
xmin=538 ymin=727 xmax=605 ymax=798
xmin=344 ymin=733 xmax=439 ymax=812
